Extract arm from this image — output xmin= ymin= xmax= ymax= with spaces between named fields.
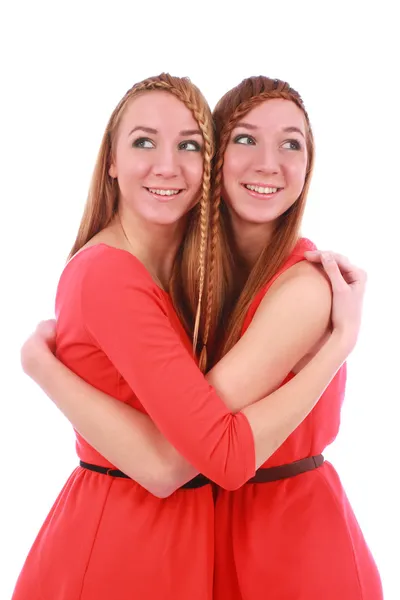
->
xmin=207 ymin=261 xmax=334 ymax=411
xmin=74 ymin=249 xmax=255 ymax=491
xmin=22 ymin=260 xmax=332 ymax=495
xmin=242 ymin=250 xmax=366 ymax=466
xmin=22 ymin=250 xmax=364 ymax=492
xmin=22 ymin=340 xmax=196 ymax=498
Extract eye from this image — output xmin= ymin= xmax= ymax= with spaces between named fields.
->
xmin=179 ymin=140 xmax=202 ymax=152
xmin=281 ymin=139 xmax=302 ymax=151
xmin=233 ymin=134 xmax=256 ymax=145
xmin=132 ymin=137 xmax=155 ymax=149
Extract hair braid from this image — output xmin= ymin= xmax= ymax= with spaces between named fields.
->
xmin=198 ymin=131 xmax=226 ymax=367
xmin=128 ymin=74 xmax=214 ymax=367
xmin=193 ymin=120 xmax=213 ymax=362
xmin=209 ymin=76 xmax=315 ymax=359
xmin=180 ymin=94 xmax=214 ymax=360
xmin=68 ymin=73 xmax=215 ymax=370
xmin=142 ymin=77 xmax=214 ymax=363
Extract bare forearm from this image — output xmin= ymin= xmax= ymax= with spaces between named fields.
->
xmin=22 ymin=327 xmax=347 ymax=493
xmin=242 ymin=332 xmax=348 ymax=468
xmin=26 ymin=353 xmax=197 ymax=496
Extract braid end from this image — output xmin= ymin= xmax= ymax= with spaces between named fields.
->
xmin=198 ymin=344 xmax=208 ymax=373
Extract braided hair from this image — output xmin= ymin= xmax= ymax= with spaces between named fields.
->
xmin=69 ymin=73 xmax=215 ymax=368
xmin=204 ymin=76 xmax=315 ymax=359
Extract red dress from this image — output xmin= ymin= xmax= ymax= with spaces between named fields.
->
xmin=13 ymin=244 xmax=256 ymax=600
xmin=214 ymin=238 xmax=383 ymax=600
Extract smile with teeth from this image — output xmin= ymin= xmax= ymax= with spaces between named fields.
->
xmin=146 ymin=188 xmax=182 ymax=196
xmin=244 ymin=184 xmax=280 ymax=195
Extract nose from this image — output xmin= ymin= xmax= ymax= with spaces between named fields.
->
xmin=254 ymin=144 xmax=280 ymax=175
xmin=153 ymin=146 xmax=180 ymax=179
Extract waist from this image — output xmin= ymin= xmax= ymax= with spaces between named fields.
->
xmin=248 ymin=454 xmax=324 ymax=484
xmin=79 ymin=461 xmax=210 ymax=489
xmin=79 ymin=454 xmax=324 ymax=489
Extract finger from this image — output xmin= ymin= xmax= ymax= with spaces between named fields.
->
xmin=37 ymin=321 xmax=56 ymax=332
xmin=303 ymin=250 xmax=322 ymax=262
xmin=328 ymin=253 xmax=353 ymax=271
xmin=332 ymin=258 xmax=365 ymax=286
xmin=305 ymin=251 xmax=365 ymax=287
xmin=304 ymin=256 xmax=322 ymax=263
xmin=321 ymin=255 xmax=366 ymax=293
xmin=42 ymin=319 xmax=57 ymax=327
xmin=304 ymin=250 xmax=345 ymax=264
xmin=36 ymin=320 xmax=57 ymax=340
xmin=348 ymin=267 xmax=367 ymax=291
xmin=320 ymin=253 xmax=348 ymax=293
xmin=305 ymin=250 xmax=349 ymax=265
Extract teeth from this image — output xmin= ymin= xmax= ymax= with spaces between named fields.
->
xmin=245 ymin=184 xmax=278 ymax=194
xmin=148 ymin=188 xmax=180 ymax=196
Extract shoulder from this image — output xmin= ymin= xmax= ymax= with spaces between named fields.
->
xmin=280 ymin=237 xmax=328 ymax=295
xmin=268 ymin=260 xmax=331 ymax=307
xmin=292 ymin=236 xmax=317 ymax=256
xmin=242 ymin=238 xmax=328 ymax=328
xmin=58 ymin=244 xmax=162 ymax=312
xmin=66 ymin=244 xmax=154 ymax=289
xmin=254 ymin=260 xmax=332 ymax=328
xmin=69 ymin=246 xmax=169 ymax=327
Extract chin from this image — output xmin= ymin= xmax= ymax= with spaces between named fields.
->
xmin=237 ymin=209 xmax=281 ymax=226
xmin=146 ymin=209 xmax=191 ymax=227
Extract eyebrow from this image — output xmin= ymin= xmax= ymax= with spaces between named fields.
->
xmin=179 ymin=129 xmax=202 ymax=136
xmin=234 ymin=122 xmax=305 ymax=139
xmin=234 ymin=122 xmax=258 ymax=130
xmin=128 ymin=126 xmax=202 ymax=136
xmin=282 ymin=126 xmax=305 ymax=139
xmin=129 ymin=126 xmax=157 ymax=135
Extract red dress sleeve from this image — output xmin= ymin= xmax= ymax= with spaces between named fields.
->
xmin=78 ymin=246 xmax=255 ymax=490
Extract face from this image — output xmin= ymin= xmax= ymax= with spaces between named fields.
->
xmin=222 ymin=98 xmax=308 ymax=226
xmin=109 ymin=91 xmax=204 ymax=226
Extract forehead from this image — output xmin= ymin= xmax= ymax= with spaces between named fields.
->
xmin=119 ymin=90 xmax=199 ymax=133
xmin=243 ymin=98 xmax=306 ymax=133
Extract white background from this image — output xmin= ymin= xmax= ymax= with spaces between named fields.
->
xmin=1 ymin=1 xmax=398 ymax=598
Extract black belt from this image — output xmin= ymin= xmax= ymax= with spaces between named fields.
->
xmin=79 ymin=454 xmax=324 ymax=489
xmin=248 ymin=453 xmax=324 ymax=483
xmin=79 ymin=461 xmax=210 ymax=489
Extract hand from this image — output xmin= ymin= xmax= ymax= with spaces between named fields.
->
xmin=304 ymin=251 xmax=367 ymax=351
xmin=21 ymin=319 xmax=57 ymax=376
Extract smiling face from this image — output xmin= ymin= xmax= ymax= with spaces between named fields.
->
xmin=222 ymin=98 xmax=308 ymax=227
xmin=109 ymin=90 xmax=204 ymax=226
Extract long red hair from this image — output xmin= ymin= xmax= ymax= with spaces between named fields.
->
xmin=203 ymin=76 xmax=315 ymax=360
xmin=68 ymin=73 xmax=215 ymax=370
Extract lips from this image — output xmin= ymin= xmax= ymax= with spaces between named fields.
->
xmin=241 ymin=183 xmax=284 ymax=201
xmin=243 ymin=183 xmax=282 ymax=195
xmin=145 ymin=187 xmax=183 ymax=197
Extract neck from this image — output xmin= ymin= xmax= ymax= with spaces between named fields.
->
xmin=229 ymin=209 xmax=275 ymax=271
xmin=116 ymin=204 xmax=186 ymax=290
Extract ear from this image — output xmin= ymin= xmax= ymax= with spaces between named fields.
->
xmin=109 ymin=162 xmax=117 ymax=178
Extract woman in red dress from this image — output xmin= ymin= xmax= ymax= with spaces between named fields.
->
xmin=15 ymin=73 xmax=369 ymax=600
xmin=14 ymin=72 xmax=222 ymax=600
xmin=210 ymin=76 xmax=383 ymax=599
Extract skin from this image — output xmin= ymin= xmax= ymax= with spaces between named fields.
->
xmin=92 ymin=90 xmax=204 ymax=289
xmin=21 ymin=95 xmax=366 ymax=497
xmin=208 ymin=98 xmax=326 ymax=404
xmin=223 ymin=98 xmax=308 ymax=266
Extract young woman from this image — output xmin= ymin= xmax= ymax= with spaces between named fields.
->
xmin=14 ymin=73 xmax=367 ymax=600
xmin=13 ymin=72 xmax=218 ymax=600
xmin=209 ymin=76 xmax=383 ymax=600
